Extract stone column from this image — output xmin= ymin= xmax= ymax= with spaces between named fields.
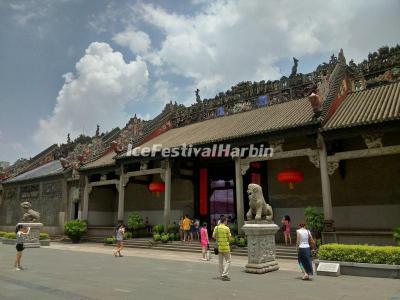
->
xmin=318 ymin=133 xmax=334 ymax=231
xmin=234 ymin=157 xmax=245 ymax=235
xmin=117 ymin=165 xmax=126 ymax=222
xmin=60 ymin=179 xmax=68 ymax=229
xmin=82 ymin=176 xmax=91 ymax=221
xmin=163 ymin=159 xmax=171 ymax=233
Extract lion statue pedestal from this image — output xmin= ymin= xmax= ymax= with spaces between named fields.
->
xmin=19 ymin=202 xmax=43 ymax=248
xmin=242 ymin=184 xmax=279 ymax=274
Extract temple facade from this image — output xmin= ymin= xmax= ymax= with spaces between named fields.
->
xmin=1 ymin=45 xmax=399 ymax=244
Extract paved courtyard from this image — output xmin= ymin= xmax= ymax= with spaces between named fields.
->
xmin=0 ymin=243 xmax=399 ymax=300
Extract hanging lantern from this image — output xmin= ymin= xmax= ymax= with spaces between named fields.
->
xmin=277 ymin=169 xmax=304 ymax=190
xmin=148 ymin=182 xmax=165 ymax=197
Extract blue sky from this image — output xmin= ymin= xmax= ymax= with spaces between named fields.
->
xmin=0 ymin=0 xmax=399 ymax=164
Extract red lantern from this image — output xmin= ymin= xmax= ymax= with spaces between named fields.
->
xmin=148 ymin=182 xmax=165 ymax=197
xmin=277 ymin=169 xmax=304 ymax=190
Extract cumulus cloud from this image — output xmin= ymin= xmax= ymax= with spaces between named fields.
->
xmin=113 ymin=27 xmax=152 ymax=55
xmin=112 ymin=0 xmax=399 ymax=100
xmin=33 ymin=42 xmax=149 ymax=148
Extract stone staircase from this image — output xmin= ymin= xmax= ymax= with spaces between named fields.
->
xmin=86 ymin=237 xmax=298 ymax=260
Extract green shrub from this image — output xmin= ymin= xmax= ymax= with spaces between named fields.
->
xmin=39 ymin=233 xmax=50 ymax=240
xmin=228 ymin=224 xmax=238 ymax=235
xmin=394 ymin=226 xmax=400 ymax=245
xmin=152 ymin=224 xmax=164 ymax=234
xmin=64 ymin=220 xmax=87 ymax=243
xmin=0 ymin=231 xmax=7 ymax=237
xmin=124 ymin=232 xmax=132 ymax=239
xmin=175 ymin=233 xmax=181 ymax=241
xmin=4 ymin=232 xmax=16 ymax=239
xmin=237 ymin=237 xmax=247 ymax=247
xmin=304 ymin=207 xmax=324 ymax=234
xmin=127 ymin=212 xmax=144 ymax=230
xmin=167 ymin=224 xmax=179 ymax=233
xmin=169 ymin=233 xmax=175 ymax=241
xmin=161 ymin=233 xmax=169 ymax=243
xmin=229 ymin=236 xmax=236 ymax=246
xmin=317 ymin=244 xmax=400 ymax=265
xmin=153 ymin=233 xmax=161 ymax=242
xmin=104 ymin=237 xmax=116 ymax=244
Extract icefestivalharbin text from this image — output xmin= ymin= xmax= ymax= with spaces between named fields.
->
xmin=125 ymin=143 xmax=274 ymax=158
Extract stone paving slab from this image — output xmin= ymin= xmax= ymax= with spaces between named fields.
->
xmin=0 ymin=243 xmax=399 ymax=300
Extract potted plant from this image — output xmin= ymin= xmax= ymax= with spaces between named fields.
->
xmin=39 ymin=232 xmax=51 ymax=246
xmin=152 ymin=224 xmax=164 ymax=234
xmin=64 ymin=220 xmax=87 ymax=243
xmin=304 ymin=207 xmax=324 ymax=239
xmin=153 ymin=233 xmax=161 ymax=242
xmin=161 ymin=233 xmax=169 ymax=243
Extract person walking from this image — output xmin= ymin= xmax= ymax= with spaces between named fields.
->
xmin=113 ymin=223 xmax=125 ymax=257
xmin=212 ymin=216 xmax=231 ymax=281
xmin=281 ymin=215 xmax=292 ymax=246
xmin=193 ymin=219 xmax=200 ymax=241
xmin=296 ymin=222 xmax=315 ymax=280
xmin=200 ymin=222 xmax=210 ymax=261
xmin=14 ymin=224 xmax=30 ymax=270
xmin=182 ymin=215 xmax=191 ymax=242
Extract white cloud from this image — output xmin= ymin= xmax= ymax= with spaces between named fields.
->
xmin=8 ymin=0 xmax=51 ymax=26
xmin=113 ymin=28 xmax=152 ymax=55
xmin=116 ymin=0 xmax=400 ymax=100
xmin=33 ymin=42 xmax=149 ymax=148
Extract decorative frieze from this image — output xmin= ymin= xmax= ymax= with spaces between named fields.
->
xmin=327 ymin=161 xmax=339 ymax=175
xmin=269 ymin=139 xmax=284 ymax=153
xmin=363 ymin=134 xmax=383 ymax=149
xmin=308 ymin=152 xmax=320 ymax=168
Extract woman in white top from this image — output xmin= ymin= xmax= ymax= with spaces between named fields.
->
xmin=14 ymin=224 xmax=30 ymax=270
xmin=113 ymin=223 xmax=125 ymax=257
xmin=296 ymin=222 xmax=315 ymax=280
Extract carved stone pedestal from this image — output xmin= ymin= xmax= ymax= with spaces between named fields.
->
xmin=17 ymin=223 xmax=43 ymax=248
xmin=242 ymin=221 xmax=279 ymax=274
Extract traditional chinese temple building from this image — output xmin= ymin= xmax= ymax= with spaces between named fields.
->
xmin=1 ymin=45 xmax=399 ymax=244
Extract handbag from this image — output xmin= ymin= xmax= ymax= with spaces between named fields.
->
xmin=308 ymin=230 xmax=316 ymax=249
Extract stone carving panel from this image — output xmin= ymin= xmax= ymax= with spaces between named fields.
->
xmin=248 ymin=235 xmax=276 ymax=264
xmin=0 ymin=188 xmax=19 ymax=225
xmin=40 ymin=181 xmax=63 ymax=226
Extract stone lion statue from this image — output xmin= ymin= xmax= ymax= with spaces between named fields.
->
xmin=246 ymin=184 xmax=273 ymax=221
xmin=21 ymin=201 xmax=40 ymax=222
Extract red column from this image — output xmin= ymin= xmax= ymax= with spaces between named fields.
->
xmin=199 ymin=168 xmax=208 ymax=215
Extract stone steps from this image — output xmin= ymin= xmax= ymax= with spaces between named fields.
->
xmin=86 ymin=237 xmax=298 ymax=260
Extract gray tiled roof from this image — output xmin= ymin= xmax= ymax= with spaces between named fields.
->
xmin=123 ymin=97 xmax=315 ymax=152
xmin=3 ymin=160 xmax=64 ymax=184
xmin=323 ymin=81 xmax=400 ymax=130
xmin=80 ymin=151 xmax=116 ymax=170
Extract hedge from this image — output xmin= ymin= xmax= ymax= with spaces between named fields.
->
xmin=104 ymin=237 xmax=116 ymax=244
xmin=317 ymin=244 xmax=400 ymax=265
xmin=4 ymin=232 xmax=16 ymax=239
xmin=40 ymin=233 xmax=50 ymax=240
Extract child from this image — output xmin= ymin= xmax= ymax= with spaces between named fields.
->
xmin=113 ymin=223 xmax=125 ymax=257
xmin=200 ymin=222 xmax=210 ymax=261
xmin=14 ymin=225 xmax=30 ymax=270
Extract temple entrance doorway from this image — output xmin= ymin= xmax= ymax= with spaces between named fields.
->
xmin=209 ymin=178 xmax=235 ymax=229
xmin=205 ymin=162 xmax=236 ymax=231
